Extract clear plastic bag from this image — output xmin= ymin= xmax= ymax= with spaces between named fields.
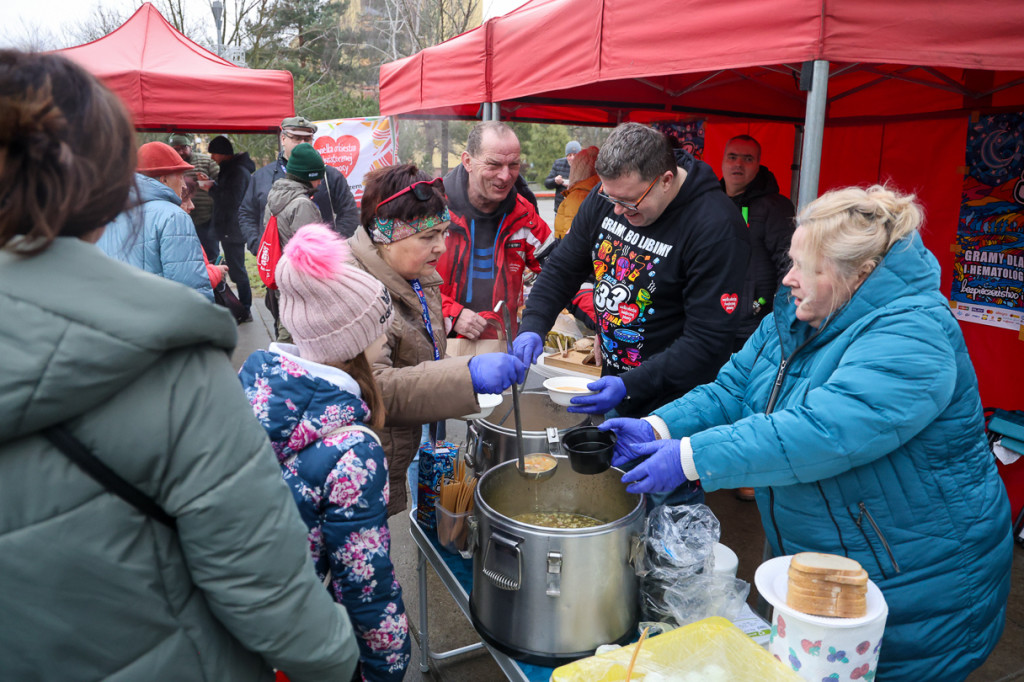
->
xmin=638 ymin=504 xmax=750 ymax=626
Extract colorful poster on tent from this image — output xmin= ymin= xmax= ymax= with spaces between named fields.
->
xmin=951 ymin=113 xmax=1024 ymax=332
xmin=312 ymin=116 xmax=396 ymax=204
xmin=651 ymin=121 xmax=704 ymax=160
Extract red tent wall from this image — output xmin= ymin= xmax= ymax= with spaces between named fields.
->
xmin=702 ymin=117 xmax=1023 ymax=410
xmin=58 ymin=3 xmax=294 ymax=133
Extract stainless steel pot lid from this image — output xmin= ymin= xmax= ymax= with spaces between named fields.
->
xmin=480 ymin=392 xmax=587 ymax=432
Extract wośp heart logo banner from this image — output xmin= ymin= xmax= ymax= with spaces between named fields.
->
xmin=313 ymin=116 xmax=397 ymax=205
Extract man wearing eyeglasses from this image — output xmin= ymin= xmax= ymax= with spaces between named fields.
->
xmin=440 ymin=122 xmax=554 ymax=340
xmin=515 ymin=122 xmax=749 ymax=422
xmin=239 ymin=116 xmax=360 ymax=255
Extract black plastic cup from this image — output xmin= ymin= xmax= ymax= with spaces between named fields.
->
xmin=562 ymin=425 xmax=616 ymax=475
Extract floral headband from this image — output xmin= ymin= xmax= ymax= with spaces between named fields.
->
xmin=370 ymin=207 xmax=450 ymax=244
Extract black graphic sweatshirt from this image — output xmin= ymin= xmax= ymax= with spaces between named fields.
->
xmin=520 ymin=150 xmax=749 ymax=416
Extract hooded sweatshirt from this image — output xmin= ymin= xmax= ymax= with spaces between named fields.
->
xmin=0 ymin=237 xmax=359 ymax=681
xmin=520 ymin=149 xmax=749 ymax=416
xmin=264 ymin=176 xmax=323 ymax=247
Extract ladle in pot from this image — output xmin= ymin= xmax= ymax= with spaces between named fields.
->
xmin=494 ymin=300 xmax=556 ymax=481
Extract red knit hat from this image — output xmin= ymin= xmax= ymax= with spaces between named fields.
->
xmin=137 ymin=141 xmax=194 ymax=177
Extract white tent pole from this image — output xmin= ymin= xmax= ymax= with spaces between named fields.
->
xmin=491 ymin=103 xmax=501 ymax=121
xmin=797 ymin=60 xmax=829 ymax=210
xmin=482 ymin=102 xmax=492 ymax=120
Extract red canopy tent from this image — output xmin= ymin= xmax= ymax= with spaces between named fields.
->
xmin=58 ymin=3 xmax=294 ymax=133
xmin=381 ymin=1 xmax=1024 ymax=516
xmin=380 ymin=0 xmax=1024 ymax=410
xmin=381 ymin=0 xmax=1024 ymax=127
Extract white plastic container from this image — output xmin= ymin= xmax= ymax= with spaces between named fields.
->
xmin=755 ymin=556 xmax=887 ymax=681
xmin=712 ymin=542 xmax=739 ymax=577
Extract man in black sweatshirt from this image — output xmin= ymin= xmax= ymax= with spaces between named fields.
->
xmin=514 ymin=123 xmax=749 ymax=419
xmin=721 ymin=135 xmax=796 ymax=351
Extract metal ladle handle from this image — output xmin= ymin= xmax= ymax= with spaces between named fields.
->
xmin=495 ymin=301 xmax=526 ymax=475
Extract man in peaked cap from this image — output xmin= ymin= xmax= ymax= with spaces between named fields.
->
xmin=238 ymin=115 xmax=360 ymax=255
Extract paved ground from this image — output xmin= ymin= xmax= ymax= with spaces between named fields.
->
xmin=229 ymin=195 xmax=1024 ymax=680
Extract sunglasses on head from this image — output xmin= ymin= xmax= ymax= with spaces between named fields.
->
xmin=598 ymin=175 xmax=660 ymax=212
xmin=376 ymin=177 xmax=445 ymax=211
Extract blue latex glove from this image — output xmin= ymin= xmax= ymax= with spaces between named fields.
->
xmin=512 ymin=331 xmax=543 ymax=365
xmin=619 ymin=439 xmax=692 ymax=494
xmin=468 ymin=353 xmax=526 ymax=394
xmin=568 ymin=376 xmax=627 ymax=414
xmin=598 ymin=418 xmax=655 ymax=468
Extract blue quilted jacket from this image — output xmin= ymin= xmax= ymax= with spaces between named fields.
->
xmin=654 ymin=233 xmax=1011 ymax=680
xmin=239 ymin=346 xmax=410 ymax=681
xmin=98 ymin=173 xmax=213 ymax=301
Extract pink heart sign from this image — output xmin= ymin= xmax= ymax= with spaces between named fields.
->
xmin=313 ymin=135 xmax=360 ymax=177
xmin=720 ymin=293 xmax=738 ymax=314
xmin=618 ymin=303 xmax=639 ymax=324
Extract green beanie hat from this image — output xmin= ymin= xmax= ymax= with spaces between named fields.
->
xmin=286 ymin=143 xmax=326 ymax=182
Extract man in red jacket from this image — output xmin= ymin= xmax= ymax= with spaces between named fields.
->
xmin=440 ymin=122 xmax=554 ymax=339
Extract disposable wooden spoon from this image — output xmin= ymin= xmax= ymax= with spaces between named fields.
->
xmin=624 ymin=625 xmax=650 ymax=682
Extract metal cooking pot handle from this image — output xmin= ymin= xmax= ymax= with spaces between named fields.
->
xmin=630 ymin=534 xmax=646 ymax=571
xmin=546 ymin=426 xmax=561 ymax=457
xmin=466 ymin=515 xmax=479 ymax=555
xmin=482 ymin=530 xmax=522 ymax=591
xmin=465 ymin=423 xmax=479 ymax=469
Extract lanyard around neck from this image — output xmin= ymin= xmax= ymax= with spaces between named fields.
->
xmin=410 ymin=279 xmax=440 ymax=361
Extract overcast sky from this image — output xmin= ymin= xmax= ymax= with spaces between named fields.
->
xmin=0 ymin=0 xmax=215 ymax=50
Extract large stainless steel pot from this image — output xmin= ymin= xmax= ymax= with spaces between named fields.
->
xmin=468 ymin=457 xmax=645 ymax=666
xmin=466 ymin=392 xmax=588 ymax=474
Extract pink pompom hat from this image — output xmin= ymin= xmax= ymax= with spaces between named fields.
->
xmin=276 ymin=223 xmax=394 ymax=363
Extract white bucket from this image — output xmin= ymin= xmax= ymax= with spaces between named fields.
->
xmin=712 ymin=542 xmax=739 ymax=578
xmin=755 ymin=556 xmax=887 ymax=681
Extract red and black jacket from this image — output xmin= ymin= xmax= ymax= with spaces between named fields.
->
xmin=440 ymin=166 xmax=553 ymax=338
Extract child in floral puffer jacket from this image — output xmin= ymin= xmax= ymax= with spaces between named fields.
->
xmin=238 ymin=224 xmax=408 ymax=682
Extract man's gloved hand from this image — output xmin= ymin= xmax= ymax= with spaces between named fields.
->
xmin=468 ymin=353 xmax=526 ymax=394
xmin=512 ymin=331 xmax=543 ymax=365
xmin=619 ymin=440 xmax=692 ymax=494
xmin=568 ymin=376 xmax=627 ymax=414
xmin=598 ymin=418 xmax=655 ymax=467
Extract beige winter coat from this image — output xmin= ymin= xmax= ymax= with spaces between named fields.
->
xmin=349 ymin=229 xmax=478 ymax=516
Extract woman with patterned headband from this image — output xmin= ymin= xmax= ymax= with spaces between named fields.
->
xmin=350 ymin=164 xmax=525 ymax=516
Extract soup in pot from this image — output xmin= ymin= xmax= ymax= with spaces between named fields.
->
xmin=513 ymin=511 xmax=603 ymax=529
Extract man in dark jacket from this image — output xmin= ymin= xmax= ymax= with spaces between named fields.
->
xmin=514 ymin=122 xmax=749 ymax=423
xmin=208 ymin=135 xmax=256 ymax=321
xmin=720 ymin=135 xmax=796 ymax=350
xmin=238 ymin=116 xmax=359 ymax=254
xmin=440 ymin=122 xmax=554 ymax=340
xmin=544 ymin=140 xmax=580 ymax=211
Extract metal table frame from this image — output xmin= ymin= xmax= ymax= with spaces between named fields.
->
xmin=408 ymin=510 xmax=537 ymax=681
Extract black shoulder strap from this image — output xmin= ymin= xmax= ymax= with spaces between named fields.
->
xmin=43 ymin=425 xmax=176 ymax=529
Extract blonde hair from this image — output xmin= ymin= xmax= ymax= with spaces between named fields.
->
xmin=795 ymin=185 xmax=923 ymax=314
xmin=567 ymin=146 xmax=599 ymax=185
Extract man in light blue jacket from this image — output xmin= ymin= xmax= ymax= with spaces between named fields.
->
xmin=98 ymin=141 xmax=213 ymax=301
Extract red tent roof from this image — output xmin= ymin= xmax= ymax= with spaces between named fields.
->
xmin=59 ymin=3 xmax=294 ymax=133
xmin=380 ymin=0 xmax=1024 ymax=125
